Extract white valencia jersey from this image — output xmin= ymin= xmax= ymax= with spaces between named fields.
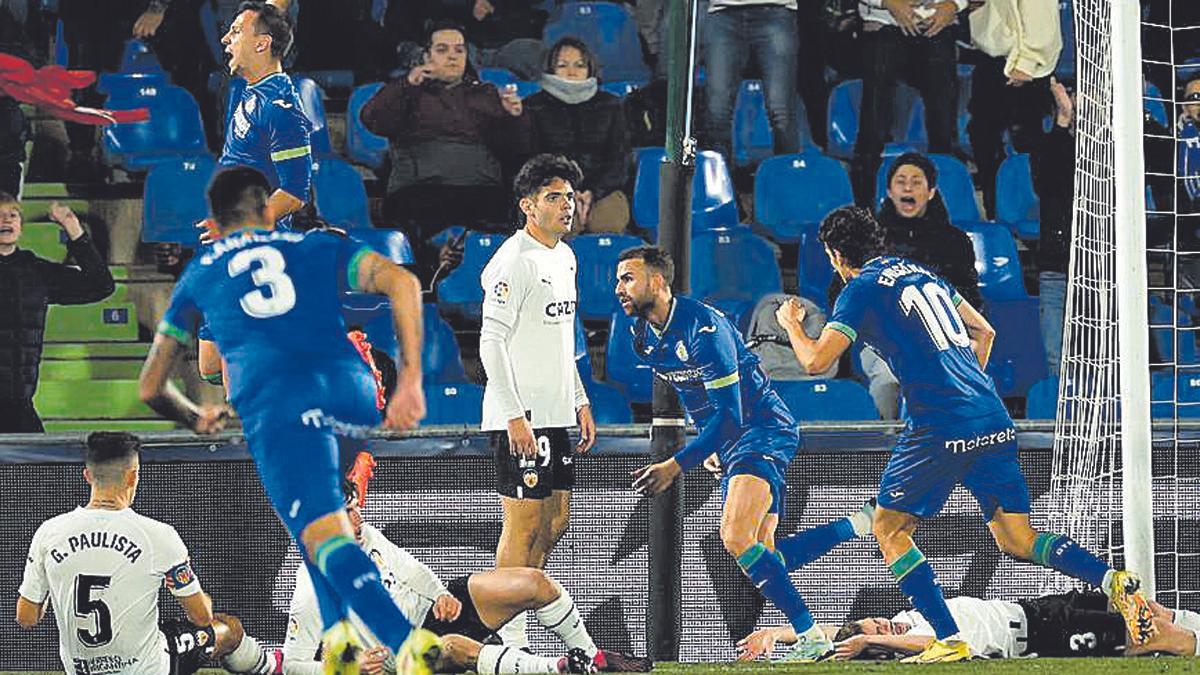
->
xmin=893 ymin=596 xmax=1028 ymax=658
xmin=19 ymin=507 xmax=202 ymax=675
xmin=480 ymin=230 xmax=580 ymax=430
xmin=284 ymin=523 xmax=449 ymax=664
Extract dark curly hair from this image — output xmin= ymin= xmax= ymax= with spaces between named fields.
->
xmin=236 ymin=1 xmax=294 ymax=59
xmin=818 ymin=205 xmax=886 ymax=269
xmin=513 ymin=153 xmax=584 ymax=225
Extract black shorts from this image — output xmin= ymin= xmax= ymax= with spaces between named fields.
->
xmin=422 ymin=575 xmax=496 ymax=643
xmin=1019 ymin=590 xmax=1127 ymax=657
xmin=492 ymin=427 xmax=574 ymax=499
xmin=160 ymin=619 xmax=217 ymax=675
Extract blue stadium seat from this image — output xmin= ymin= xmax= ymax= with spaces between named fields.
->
xmin=600 ymin=80 xmax=639 ymax=97
xmin=733 ymin=80 xmax=773 ymax=167
xmin=142 ymin=156 xmax=217 ymax=244
xmin=119 ymin=39 xmax=163 ymax=74
xmin=876 ymin=154 xmax=980 ymax=222
xmin=515 ymin=80 xmax=542 ymax=98
xmin=959 ymin=222 xmax=1028 ymax=301
xmin=586 ymin=381 xmax=634 ymax=424
xmin=796 ymin=224 xmax=833 ymax=311
xmin=691 ymin=228 xmax=782 ymax=325
xmin=1145 ymin=81 xmax=1169 ymax=130
xmin=198 ymin=1 xmax=223 ymax=63
xmin=605 ymin=310 xmax=654 ymax=403
xmin=985 ymin=297 xmax=1047 ymax=398
xmin=826 ymin=79 xmax=860 ymax=160
xmin=1151 ymin=371 xmax=1200 ymax=419
xmin=1024 ymin=376 xmax=1059 ymax=419
xmin=996 ymin=154 xmax=1040 ymax=241
xmin=1149 ymin=295 xmax=1198 ymax=366
xmin=632 ymin=147 xmax=738 ymax=239
xmin=297 ymin=70 xmax=354 ymax=93
xmin=1055 ymin=0 xmax=1075 ymax=80
xmin=102 ymin=84 xmax=208 ymax=169
xmin=574 ymin=233 xmax=645 ymax=321
xmin=437 ymin=232 xmax=508 ymax=322
xmin=294 ymin=76 xmax=333 ymax=156
xmin=478 ymin=67 xmax=518 ymax=88
xmin=422 ymin=305 xmax=468 ymax=382
xmin=575 ymin=315 xmax=592 ymax=382
xmin=313 ymin=157 xmax=371 ymax=229
xmin=773 ymin=379 xmax=878 ymax=422
xmin=543 ymin=2 xmax=650 ymax=83
xmin=347 ymin=83 xmax=388 ymax=169
xmin=754 ymin=153 xmax=853 ymax=243
xmin=956 ymin=64 xmax=973 ymax=154
xmin=348 ymin=229 xmax=415 ymax=265
xmin=423 ymin=382 xmax=484 ymax=425
xmin=98 ymin=71 xmax=168 ymax=97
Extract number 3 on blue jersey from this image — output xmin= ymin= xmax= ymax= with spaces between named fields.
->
xmin=228 ymin=247 xmax=296 ymax=318
xmin=900 ymin=282 xmax=969 ymax=351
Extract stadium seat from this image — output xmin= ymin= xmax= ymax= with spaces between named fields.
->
xmin=437 ymin=232 xmax=508 ymax=322
xmin=422 ymin=306 xmax=469 ymax=383
xmin=312 ymin=157 xmax=372 ymax=229
xmin=575 ymin=315 xmax=593 ymax=382
xmin=142 ymin=156 xmax=218 ymax=244
xmin=102 ymin=84 xmax=208 ymax=169
xmin=478 ymin=67 xmax=518 ymax=88
xmin=996 ymin=154 xmax=1040 ymax=240
xmin=39 ymin=358 xmax=143 ymax=381
xmin=959 ymin=222 xmax=1029 ymax=301
xmin=543 ymin=2 xmax=651 ymax=83
xmin=600 ymin=81 xmax=639 ymax=97
xmin=605 ymin=310 xmax=654 ymax=403
xmin=1055 ymin=0 xmax=1075 ymax=80
xmin=875 ymin=153 xmax=980 ymax=222
xmin=773 ymin=379 xmax=878 ymax=422
xmin=733 ymin=80 xmax=773 ymax=167
xmin=690 ymin=228 xmax=782 ymax=325
xmin=44 ymin=303 xmax=138 ymax=343
xmin=1151 ymin=371 xmax=1200 ymax=419
xmin=632 ymin=147 xmax=738 ymax=239
xmin=1024 ymin=376 xmax=1059 ymax=419
xmin=985 ymin=297 xmax=1047 ymax=399
xmin=97 ymin=71 xmax=168 ymax=97
xmin=573 ymin=233 xmax=644 ymax=321
xmin=43 ymin=420 xmax=177 ymax=432
xmin=348 ymin=229 xmax=415 ymax=265
xmin=796 ymin=224 xmax=834 ymax=311
xmin=347 ymin=83 xmax=388 ymax=169
xmin=294 ymin=76 xmax=334 ymax=156
xmin=297 ymin=70 xmax=355 ymax=93
xmin=20 ymin=222 xmax=67 ymax=260
xmin=586 ymin=381 xmax=634 ymax=424
xmin=422 ymin=382 xmax=485 ymax=425
xmin=1149 ymin=295 xmax=1198 ymax=366
xmin=34 ymin=380 xmax=155 ymax=419
xmin=754 ymin=153 xmax=854 ymax=243
xmin=1144 ymin=81 xmax=1169 ymax=130
xmin=826 ymin=79 xmax=861 ymax=160
xmin=119 ymin=39 xmax=164 ymax=74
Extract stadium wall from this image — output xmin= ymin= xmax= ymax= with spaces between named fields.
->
xmin=1 ymin=427 xmax=1196 ymax=667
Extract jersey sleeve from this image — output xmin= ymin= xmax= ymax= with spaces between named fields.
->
xmin=158 ymin=526 xmax=202 ymax=598
xmin=156 ymin=269 xmax=203 ymax=345
xmin=339 ymin=235 xmax=375 ymax=293
xmin=387 ymin=542 xmax=449 ymax=603
xmin=481 ymin=254 xmax=531 ymax=329
xmin=673 ymin=314 xmax=746 ymax=472
xmin=827 ymin=277 xmax=873 ymax=343
xmin=267 ymin=97 xmax=314 ymax=203
xmin=17 ymin=524 xmax=48 ymax=604
xmin=283 ymin=565 xmax=325 ymax=669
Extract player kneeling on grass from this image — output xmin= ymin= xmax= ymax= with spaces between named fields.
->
xmin=15 ymin=432 xmax=282 ymax=675
xmin=284 ymin=480 xmax=651 ymax=674
xmin=738 ymin=590 xmax=1200 ymax=661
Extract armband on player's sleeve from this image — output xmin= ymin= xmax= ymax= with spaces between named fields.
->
xmin=164 ymin=559 xmax=201 ymax=596
xmin=824 ymin=321 xmax=857 ymax=343
xmin=156 ymin=319 xmax=193 ymax=344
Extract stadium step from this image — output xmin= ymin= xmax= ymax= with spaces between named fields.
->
xmin=20 ymin=222 xmax=66 ymax=260
xmin=21 ymin=199 xmax=89 ymax=222
xmin=21 ymin=182 xmax=69 ymax=199
xmin=43 ymin=342 xmax=149 ymax=360
xmin=43 ymin=420 xmax=177 ymax=432
xmin=39 ymin=359 xmax=144 ymax=380
xmin=34 ymin=379 xmax=156 ymax=419
xmin=44 ymin=302 xmax=139 ymax=342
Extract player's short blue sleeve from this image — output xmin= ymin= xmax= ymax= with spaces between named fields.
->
xmin=828 ymin=277 xmax=873 ymax=343
xmin=692 ymin=321 xmax=742 ymax=391
xmin=334 ymin=233 xmax=374 ymax=293
xmin=157 ymin=270 xmax=202 ymax=344
xmin=267 ymin=99 xmax=313 ymax=202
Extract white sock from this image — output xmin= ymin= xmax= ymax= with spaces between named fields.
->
xmin=477 ymin=644 xmax=561 ymax=674
xmin=221 ymin=633 xmax=272 ymax=674
xmin=498 ymin=609 xmax=530 ymax=649
xmin=796 ymin=623 xmax=827 ymax=645
xmin=1192 ymin=628 xmax=1200 ymax=657
xmin=1174 ymin=608 xmax=1200 ymax=632
xmin=535 ymin=578 xmax=597 ymax=657
xmin=847 ymin=500 xmax=875 ymax=537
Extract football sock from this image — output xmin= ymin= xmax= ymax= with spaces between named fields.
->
xmin=498 ymin=610 xmax=530 ymax=649
xmin=477 ymin=645 xmax=561 ymax=674
xmin=737 ymin=542 xmax=816 ymax=634
xmin=890 ymin=545 xmax=960 ymax=640
xmin=302 ymin=557 xmax=346 ymax=632
xmin=536 ymin=578 xmax=597 ymax=656
xmin=776 ymin=519 xmax=857 ymax=571
xmin=1031 ymin=533 xmax=1110 ymax=587
xmin=1174 ymin=608 xmax=1200 ymax=632
xmin=221 ymin=633 xmax=273 ymax=674
xmin=315 ymin=534 xmax=412 ymax=651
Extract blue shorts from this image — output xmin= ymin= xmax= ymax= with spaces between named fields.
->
xmin=719 ymin=425 xmax=799 ymax=520
xmin=877 ymin=415 xmax=1030 ymax=522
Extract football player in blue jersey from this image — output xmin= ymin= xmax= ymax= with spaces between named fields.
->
xmin=774 ymin=205 xmax=1154 ymax=663
xmin=616 ymin=245 xmax=849 ymax=661
xmin=137 ymin=167 xmax=440 ymax=675
xmin=218 ymin=1 xmax=312 ymax=229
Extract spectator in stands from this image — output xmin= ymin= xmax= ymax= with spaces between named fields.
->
xmin=385 ymin=0 xmax=547 ymax=80
xmin=525 ymin=38 xmax=631 ymax=234
xmin=361 ymin=21 xmax=529 ymax=285
xmin=1178 ymin=77 xmax=1200 ymax=215
xmin=967 ymin=0 xmax=1061 ymax=219
xmin=1035 ymin=79 xmax=1074 ymax=378
xmin=701 ymin=0 xmax=801 ymax=163
xmin=851 ymin=0 xmax=965 ymax=205
xmin=0 ymin=198 xmax=114 ymax=433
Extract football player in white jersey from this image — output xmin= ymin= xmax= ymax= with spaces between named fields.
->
xmin=284 ymin=481 xmax=650 ymax=674
xmin=15 ymin=432 xmax=280 ymax=675
xmin=479 ymin=154 xmax=596 ymax=647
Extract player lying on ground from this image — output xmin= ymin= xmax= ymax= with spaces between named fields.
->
xmin=15 ymin=432 xmax=281 ymax=675
xmin=737 ymin=591 xmax=1200 ymax=660
xmin=139 ymin=166 xmax=439 ymax=675
xmin=773 ymin=205 xmax=1155 ymax=663
xmin=284 ymin=480 xmax=652 ymax=674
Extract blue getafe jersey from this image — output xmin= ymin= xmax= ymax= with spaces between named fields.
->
xmin=631 ymin=296 xmax=797 ymax=470
xmin=220 ymin=73 xmax=313 ymax=218
xmin=158 ymin=229 xmax=371 ymax=413
xmin=828 ymin=256 xmax=1009 ymax=427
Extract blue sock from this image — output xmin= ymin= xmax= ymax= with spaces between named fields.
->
xmin=1031 ymin=532 xmax=1111 ymax=587
xmin=303 ymin=557 xmax=347 ymax=632
xmin=777 ymin=519 xmax=856 ymax=571
xmin=737 ymin=543 xmax=816 ymax=635
xmin=316 ymin=534 xmax=413 ymax=651
xmin=891 ymin=546 xmax=959 ymax=640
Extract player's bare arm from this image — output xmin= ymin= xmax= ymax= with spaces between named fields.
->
xmin=177 ymin=589 xmax=215 ymax=627
xmin=14 ymin=594 xmax=45 ymax=628
xmin=833 ymin=633 xmax=932 ymax=660
xmin=267 ymin=188 xmax=304 ymax=222
xmin=354 ymin=250 xmax=426 ymax=431
xmin=197 ymin=338 xmax=223 ymax=382
xmin=775 ymin=297 xmax=851 ymax=374
xmin=955 ymin=297 xmax=996 ymax=369
xmin=138 ymin=333 xmax=232 ymax=434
